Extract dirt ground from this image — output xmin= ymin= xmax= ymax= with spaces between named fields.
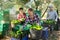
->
xmin=0 ymin=31 xmax=60 ymax=40
xmin=48 ymin=31 xmax=60 ymax=40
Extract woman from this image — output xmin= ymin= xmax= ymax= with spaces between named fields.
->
xmin=17 ymin=8 xmax=26 ymax=21
xmin=24 ymin=8 xmax=42 ymax=40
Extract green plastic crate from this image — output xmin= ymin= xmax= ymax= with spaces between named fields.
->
xmin=0 ymin=23 xmax=3 ymax=32
xmin=2 ymin=23 xmax=10 ymax=36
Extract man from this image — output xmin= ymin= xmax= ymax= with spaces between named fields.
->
xmin=47 ymin=5 xmax=58 ymax=21
xmin=47 ymin=5 xmax=58 ymax=34
xmin=24 ymin=8 xmax=41 ymax=40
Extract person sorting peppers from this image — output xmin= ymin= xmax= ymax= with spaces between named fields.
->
xmin=46 ymin=5 xmax=58 ymax=34
xmin=23 ymin=8 xmax=42 ymax=40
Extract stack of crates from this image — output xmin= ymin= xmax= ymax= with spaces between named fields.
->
xmin=2 ymin=23 xmax=10 ymax=37
xmin=3 ymin=9 xmax=10 ymax=22
xmin=0 ymin=22 xmax=3 ymax=34
xmin=1 ymin=9 xmax=10 ymax=37
xmin=0 ymin=11 xmax=4 ymax=38
xmin=0 ymin=11 xmax=4 ymax=32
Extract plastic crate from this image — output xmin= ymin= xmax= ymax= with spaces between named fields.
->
xmin=0 ymin=23 xmax=3 ymax=32
xmin=2 ymin=23 xmax=10 ymax=36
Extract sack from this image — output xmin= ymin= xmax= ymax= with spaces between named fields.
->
xmin=23 ymin=24 xmax=32 ymax=30
xmin=30 ymin=29 xmax=42 ymax=39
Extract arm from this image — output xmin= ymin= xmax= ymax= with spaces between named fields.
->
xmin=46 ymin=12 xmax=49 ymax=20
xmin=35 ymin=14 xmax=41 ymax=25
xmin=23 ymin=17 xmax=29 ymax=28
xmin=55 ymin=11 xmax=58 ymax=21
xmin=17 ymin=14 xmax=20 ymax=20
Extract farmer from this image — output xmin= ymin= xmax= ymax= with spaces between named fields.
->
xmin=47 ymin=5 xmax=58 ymax=20
xmin=11 ymin=8 xmax=26 ymax=29
xmin=24 ymin=8 xmax=42 ymax=40
xmin=17 ymin=7 xmax=26 ymax=21
xmin=47 ymin=5 xmax=58 ymax=34
xmin=25 ymin=8 xmax=40 ymax=25
xmin=11 ymin=8 xmax=27 ymax=40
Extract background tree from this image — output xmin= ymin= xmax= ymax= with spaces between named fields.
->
xmin=53 ymin=0 xmax=60 ymax=15
xmin=16 ymin=0 xmax=30 ymax=6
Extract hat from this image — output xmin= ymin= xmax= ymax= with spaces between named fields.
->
xmin=48 ymin=4 xmax=53 ymax=8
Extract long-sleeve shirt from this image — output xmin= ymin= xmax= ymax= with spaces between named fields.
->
xmin=47 ymin=10 xmax=58 ymax=21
